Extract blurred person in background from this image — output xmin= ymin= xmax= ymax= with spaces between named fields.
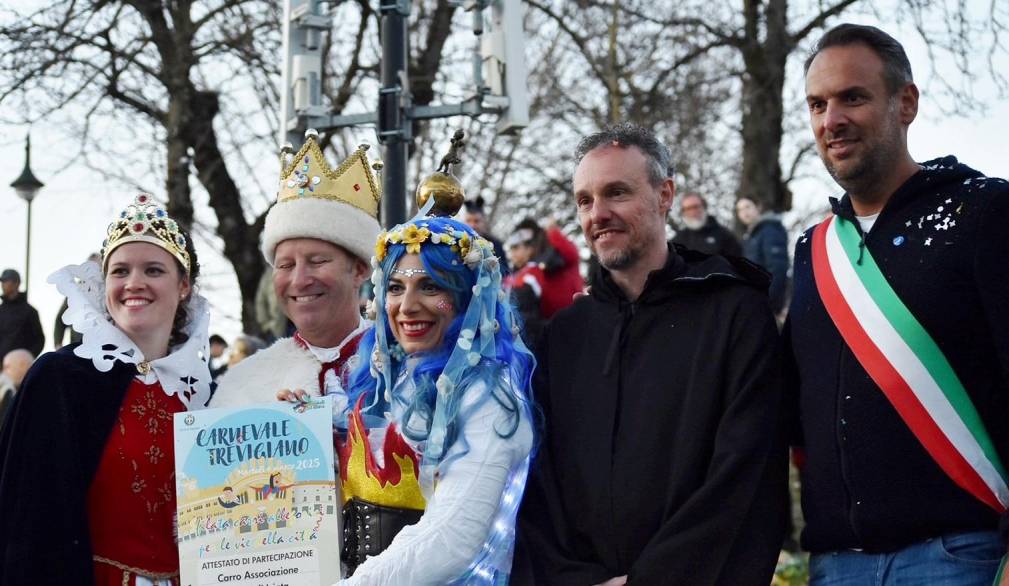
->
xmin=0 ymin=269 xmax=44 ymax=359
xmin=208 ymin=333 xmax=228 ymax=380
xmin=736 ymin=195 xmax=790 ymax=317
xmin=225 ymin=334 xmax=265 ymax=368
xmin=463 ymin=196 xmax=509 ymax=277
xmin=505 ymin=218 xmax=584 ymax=348
xmin=0 ymin=349 xmax=34 ymax=427
xmin=672 ymin=193 xmax=742 ymax=257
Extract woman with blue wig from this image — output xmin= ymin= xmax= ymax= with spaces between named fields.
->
xmin=328 ymin=202 xmax=536 ymax=584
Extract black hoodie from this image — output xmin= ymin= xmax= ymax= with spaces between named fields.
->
xmin=517 ymin=244 xmax=788 ymax=585
xmin=787 ymin=156 xmax=1009 ymax=553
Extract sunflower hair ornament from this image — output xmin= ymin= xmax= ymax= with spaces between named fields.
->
xmin=101 ymin=193 xmax=190 ymax=273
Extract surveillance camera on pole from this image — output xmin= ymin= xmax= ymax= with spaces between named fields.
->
xmin=280 ymin=0 xmax=331 ymax=146
xmin=480 ymin=0 xmax=529 ymax=135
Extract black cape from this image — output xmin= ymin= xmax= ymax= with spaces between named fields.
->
xmin=516 ymin=244 xmax=788 ymax=585
xmin=0 ymin=345 xmax=135 ymax=585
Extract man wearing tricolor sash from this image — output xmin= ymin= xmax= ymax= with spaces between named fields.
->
xmin=788 ymin=24 xmax=1009 ymax=585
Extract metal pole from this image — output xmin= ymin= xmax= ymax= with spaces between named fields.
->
xmin=378 ymin=0 xmax=410 ymax=229
xmin=24 ymin=198 xmax=31 ymax=299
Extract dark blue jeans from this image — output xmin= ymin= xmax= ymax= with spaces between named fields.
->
xmin=809 ymin=531 xmax=1003 ymax=586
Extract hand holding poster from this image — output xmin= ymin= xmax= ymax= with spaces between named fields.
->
xmin=174 ymin=397 xmax=340 ymax=586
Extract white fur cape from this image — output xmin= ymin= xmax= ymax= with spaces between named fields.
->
xmin=209 ymin=337 xmax=322 ymax=408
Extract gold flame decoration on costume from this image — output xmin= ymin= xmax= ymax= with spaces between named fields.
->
xmin=337 ymin=404 xmax=426 ymax=511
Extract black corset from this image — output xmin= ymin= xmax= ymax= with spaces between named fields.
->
xmin=341 ymin=497 xmax=424 ymax=575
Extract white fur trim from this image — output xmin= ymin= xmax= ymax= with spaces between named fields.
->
xmin=262 ymin=197 xmax=380 ymax=265
xmin=209 ymin=338 xmax=322 ymax=408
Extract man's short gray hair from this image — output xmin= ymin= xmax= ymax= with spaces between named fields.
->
xmin=574 ymin=123 xmax=672 ymax=186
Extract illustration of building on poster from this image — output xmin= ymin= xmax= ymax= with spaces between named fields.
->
xmin=174 ymin=396 xmax=340 ymax=586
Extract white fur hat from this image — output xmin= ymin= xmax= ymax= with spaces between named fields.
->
xmin=262 ymin=196 xmax=381 ymax=265
xmin=263 ymin=133 xmax=382 ymax=265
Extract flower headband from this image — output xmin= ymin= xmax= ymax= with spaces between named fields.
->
xmin=374 ymin=221 xmax=493 ymax=269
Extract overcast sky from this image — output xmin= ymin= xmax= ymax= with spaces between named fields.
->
xmin=1 ymin=12 xmax=1007 ymax=353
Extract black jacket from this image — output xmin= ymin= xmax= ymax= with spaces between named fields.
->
xmin=0 ymin=346 xmax=135 ymax=585
xmin=517 ymin=244 xmax=787 ymax=585
xmin=742 ymin=217 xmax=790 ymax=313
xmin=0 ymin=292 xmax=44 ymax=359
xmin=786 ymin=156 xmax=1009 ymax=553
xmin=672 ymin=215 xmax=743 ymax=258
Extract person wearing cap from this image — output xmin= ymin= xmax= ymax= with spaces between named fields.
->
xmin=505 ymin=218 xmax=584 ymax=348
xmin=209 ymin=132 xmax=382 ymax=413
xmin=0 ymin=269 xmax=44 ymax=359
xmin=0 ymin=193 xmax=213 ymax=585
xmin=463 ymin=196 xmax=509 ymax=277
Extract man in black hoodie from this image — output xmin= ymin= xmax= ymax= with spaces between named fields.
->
xmin=516 ymin=124 xmax=787 ymax=585
xmin=789 ymin=24 xmax=1009 ymax=585
xmin=0 ymin=269 xmax=43 ymax=360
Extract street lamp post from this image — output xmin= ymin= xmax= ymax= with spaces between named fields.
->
xmin=9 ymin=134 xmax=44 ymax=298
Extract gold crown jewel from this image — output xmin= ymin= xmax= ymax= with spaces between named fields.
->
xmin=101 ymin=193 xmax=190 ymax=273
xmin=277 ymin=128 xmax=382 ymax=218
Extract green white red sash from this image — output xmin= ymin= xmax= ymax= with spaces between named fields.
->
xmin=811 ymin=215 xmax=1009 ymax=513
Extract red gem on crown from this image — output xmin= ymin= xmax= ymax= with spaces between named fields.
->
xmin=354 ymin=183 xmax=361 ymax=191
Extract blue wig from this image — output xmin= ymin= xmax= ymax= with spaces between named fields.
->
xmin=346 ymin=215 xmax=535 ymax=490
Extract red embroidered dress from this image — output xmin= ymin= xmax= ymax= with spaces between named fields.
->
xmin=87 ymin=378 xmax=185 ymax=585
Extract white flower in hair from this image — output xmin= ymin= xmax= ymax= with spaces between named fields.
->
xmin=464 ymin=248 xmax=482 ymax=269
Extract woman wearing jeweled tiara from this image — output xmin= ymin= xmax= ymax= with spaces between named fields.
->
xmin=0 ymin=194 xmax=212 ymax=586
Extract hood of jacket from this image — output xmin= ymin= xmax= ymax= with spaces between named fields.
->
xmin=588 ymin=242 xmax=770 ymax=307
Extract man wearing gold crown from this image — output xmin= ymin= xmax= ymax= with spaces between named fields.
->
xmin=210 ymin=130 xmax=381 ymax=413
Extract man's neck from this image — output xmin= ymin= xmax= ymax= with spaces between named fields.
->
xmin=609 ymin=244 xmax=669 ymax=303
xmin=848 ymin=156 xmax=921 ymax=217
xmin=298 ymin=316 xmax=361 ymax=350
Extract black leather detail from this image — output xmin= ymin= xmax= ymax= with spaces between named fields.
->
xmin=341 ymin=497 xmax=424 ymax=575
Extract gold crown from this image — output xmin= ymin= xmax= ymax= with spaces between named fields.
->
xmin=101 ymin=193 xmax=190 ymax=273
xmin=278 ymin=129 xmax=382 ymax=218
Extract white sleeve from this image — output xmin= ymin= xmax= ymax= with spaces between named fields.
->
xmin=336 ymin=386 xmax=533 ymax=586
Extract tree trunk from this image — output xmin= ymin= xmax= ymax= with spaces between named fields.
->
xmin=185 ymin=90 xmax=267 ymax=337
xmin=165 ymin=92 xmax=197 ymax=227
xmin=737 ymin=0 xmax=792 ymax=212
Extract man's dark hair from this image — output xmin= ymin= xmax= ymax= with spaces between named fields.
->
xmin=804 ymin=23 xmax=913 ymax=94
xmin=463 ymin=196 xmax=487 ymax=216
xmin=209 ymin=334 xmax=227 ymax=347
xmin=574 ymin=123 xmax=672 ymax=186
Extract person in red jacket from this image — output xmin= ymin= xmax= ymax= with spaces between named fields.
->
xmin=505 ymin=218 xmax=584 ymax=347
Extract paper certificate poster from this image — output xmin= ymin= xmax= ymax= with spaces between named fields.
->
xmin=174 ymin=397 xmax=340 ymax=586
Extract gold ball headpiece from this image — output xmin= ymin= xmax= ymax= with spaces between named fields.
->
xmin=415 ymin=129 xmax=466 ymax=217
xmin=101 ymin=193 xmax=190 ymax=273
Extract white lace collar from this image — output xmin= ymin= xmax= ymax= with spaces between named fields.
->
xmin=48 ymin=261 xmax=213 ymax=411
